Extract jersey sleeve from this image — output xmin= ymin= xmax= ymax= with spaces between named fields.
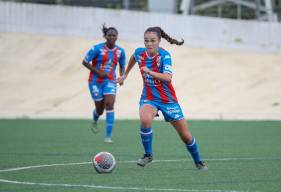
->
xmin=133 ymin=48 xmax=142 ymax=62
xmin=163 ymin=53 xmax=173 ymax=74
xmin=119 ymin=48 xmax=126 ymax=69
xmin=84 ymin=45 xmax=99 ymax=63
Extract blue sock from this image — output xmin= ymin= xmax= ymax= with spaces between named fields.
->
xmin=140 ymin=127 xmax=153 ymax=156
xmin=105 ymin=110 xmax=114 ymax=138
xmin=186 ymin=137 xmax=202 ymax=163
xmin=93 ymin=109 xmax=99 ymax=122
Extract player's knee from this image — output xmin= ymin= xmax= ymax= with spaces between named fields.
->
xmin=140 ymin=116 xmax=153 ymax=128
xmin=96 ymin=108 xmax=104 ymax=116
xmin=181 ymin=133 xmax=193 ymax=144
xmin=105 ymin=102 xmax=114 ymax=110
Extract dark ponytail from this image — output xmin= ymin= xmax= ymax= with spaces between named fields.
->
xmin=102 ymin=24 xmax=118 ymax=36
xmin=145 ymin=27 xmax=184 ymax=46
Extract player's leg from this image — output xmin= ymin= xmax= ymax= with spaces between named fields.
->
xmin=89 ymin=82 xmax=104 ymax=133
xmin=103 ymin=94 xmax=116 ymax=143
xmin=170 ymin=119 xmax=208 ymax=170
xmin=90 ymin=100 xmax=104 ymax=133
xmin=137 ymin=102 xmax=157 ymax=166
xmin=103 ymin=81 xmax=117 ymax=143
xmin=160 ymin=102 xmax=207 ymax=170
xmin=93 ymin=100 xmax=104 ymax=122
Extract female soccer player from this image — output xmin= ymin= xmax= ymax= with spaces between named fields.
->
xmin=117 ymin=27 xmax=207 ymax=170
xmin=82 ymin=24 xmax=126 ymax=143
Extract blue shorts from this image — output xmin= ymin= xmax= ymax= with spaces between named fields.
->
xmin=89 ymin=81 xmax=116 ymax=101
xmin=139 ymin=100 xmax=184 ymax=122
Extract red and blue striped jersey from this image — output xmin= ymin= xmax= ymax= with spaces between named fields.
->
xmin=84 ymin=42 xmax=126 ymax=83
xmin=134 ymin=47 xmax=178 ymax=103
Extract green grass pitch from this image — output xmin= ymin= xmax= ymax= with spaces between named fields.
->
xmin=0 ymin=119 xmax=281 ymax=192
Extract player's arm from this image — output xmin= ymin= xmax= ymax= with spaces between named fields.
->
xmin=82 ymin=60 xmax=108 ymax=78
xmin=119 ymin=67 xmax=125 ymax=77
xmin=118 ymin=67 xmax=125 ymax=86
xmin=82 ymin=46 xmax=108 ymax=78
xmin=141 ymin=67 xmax=172 ymax=82
xmin=142 ymin=53 xmax=173 ymax=82
xmin=118 ymin=49 xmax=126 ymax=83
xmin=82 ymin=60 xmax=100 ymax=75
xmin=116 ymin=55 xmax=136 ymax=84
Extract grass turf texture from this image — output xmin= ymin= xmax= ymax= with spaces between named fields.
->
xmin=0 ymin=119 xmax=281 ymax=192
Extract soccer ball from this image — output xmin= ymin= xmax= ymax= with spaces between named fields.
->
xmin=92 ymin=152 xmax=116 ymax=173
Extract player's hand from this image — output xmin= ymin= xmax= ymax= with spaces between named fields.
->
xmin=116 ymin=75 xmax=126 ymax=85
xmin=97 ymin=70 xmax=108 ymax=78
xmin=141 ymin=66 xmax=150 ymax=74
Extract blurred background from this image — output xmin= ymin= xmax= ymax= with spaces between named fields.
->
xmin=0 ymin=0 xmax=281 ymax=120
xmin=2 ymin=0 xmax=281 ymax=20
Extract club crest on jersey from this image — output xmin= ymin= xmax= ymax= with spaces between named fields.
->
xmin=100 ymin=49 xmax=108 ymax=55
xmin=116 ymin=50 xmax=122 ymax=58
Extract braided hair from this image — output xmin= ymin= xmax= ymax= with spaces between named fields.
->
xmin=102 ymin=24 xmax=118 ymax=36
xmin=145 ymin=27 xmax=184 ymax=46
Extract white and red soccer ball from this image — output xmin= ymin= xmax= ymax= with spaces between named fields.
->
xmin=92 ymin=152 xmax=116 ymax=173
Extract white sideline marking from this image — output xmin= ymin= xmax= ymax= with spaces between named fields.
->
xmin=0 ymin=157 xmax=280 ymax=173
xmin=0 ymin=179 xmax=248 ymax=192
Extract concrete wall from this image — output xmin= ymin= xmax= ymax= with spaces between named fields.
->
xmin=148 ymin=0 xmax=176 ymax=13
xmin=1 ymin=2 xmax=281 ymax=52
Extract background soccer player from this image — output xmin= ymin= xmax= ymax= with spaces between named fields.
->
xmin=117 ymin=27 xmax=207 ymax=170
xmin=82 ymin=24 xmax=126 ymax=143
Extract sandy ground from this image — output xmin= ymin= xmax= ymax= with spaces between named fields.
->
xmin=0 ymin=32 xmax=280 ymax=120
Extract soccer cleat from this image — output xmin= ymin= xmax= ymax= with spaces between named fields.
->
xmin=90 ymin=121 xmax=99 ymax=134
xmin=104 ymin=138 xmax=113 ymax=144
xmin=137 ymin=154 xmax=153 ymax=167
xmin=195 ymin=161 xmax=208 ymax=170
